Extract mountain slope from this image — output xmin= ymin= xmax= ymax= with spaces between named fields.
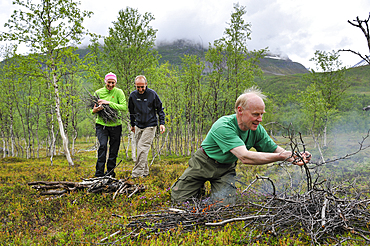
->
xmin=155 ymin=39 xmax=308 ymax=75
xmin=256 ymin=64 xmax=370 ymax=98
xmin=75 ymin=39 xmax=308 ymax=75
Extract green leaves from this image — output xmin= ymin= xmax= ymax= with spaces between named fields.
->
xmin=1 ymin=0 xmax=93 ymax=53
xmin=102 ymin=6 xmax=159 ymax=98
xmin=204 ymin=3 xmax=265 ymax=119
xmin=298 ymin=50 xmax=348 ymax=142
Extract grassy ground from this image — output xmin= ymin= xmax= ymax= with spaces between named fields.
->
xmin=1 ymin=132 xmax=369 ymax=245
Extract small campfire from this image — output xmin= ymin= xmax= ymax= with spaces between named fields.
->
xmin=106 ymin=174 xmax=370 ymax=245
xmin=103 ymin=129 xmax=370 ymax=245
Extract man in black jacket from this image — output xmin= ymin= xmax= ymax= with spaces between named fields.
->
xmin=128 ymin=75 xmax=166 ymax=178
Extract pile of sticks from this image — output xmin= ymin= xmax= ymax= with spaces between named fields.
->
xmin=112 ymin=201 xmax=250 ymax=236
xmin=102 ymin=202 xmax=252 ymax=243
xmin=107 ymin=175 xmax=369 ymax=245
xmin=234 ymin=175 xmax=370 ymax=245
xmin=28 ymin=177 xmax=145 ymax=199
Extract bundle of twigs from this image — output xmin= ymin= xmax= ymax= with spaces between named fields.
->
xmin=83 ymin=89 xmax=119 ymax=124
xmin=28 ymin=177 xmax=146 ymax=199
xmin=106 ymin=201 xmax=254 ymax=243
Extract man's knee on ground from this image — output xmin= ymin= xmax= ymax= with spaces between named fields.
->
xmin=171 ymin=177 xmax=204 ymax=203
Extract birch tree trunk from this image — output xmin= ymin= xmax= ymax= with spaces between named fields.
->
xmin=52 ymin=72 xmax=74 ymax=166
xmin=10 ymin=111 xmax=15 ymax=157
xmin=72 ymin=127 xmax=78 ymax=156
xmin=49 ymin=110 xmax=56 ymax=165
xmin=130 ymin=130 xmax=136 ymax=162
xmin=1 ymin=131 xmax=6 ymax=158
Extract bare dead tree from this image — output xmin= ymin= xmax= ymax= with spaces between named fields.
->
xmin=340 ymin=13 xmax=370 ymax=65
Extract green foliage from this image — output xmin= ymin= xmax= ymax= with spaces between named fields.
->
xmin=0 ymin=135 xmax=369 ymax=245
xmin=289 ymin=50 xmax=349 ymax=144
xmin=203 ymin=3 xmax=266 ymax=122
xmin=308 ymin=50 xmax=348 ymax=109
xmin=204 ymin=40 xmax=230 ymax=121
xmin=216 ymin=3 xmax=266 ymax=104
xmin=1 ymin=2 xmax=370 ymax=164
xmin=0 ymin=0 xmax=95 ymax=164
xmin=1 ymin=0 xmax=93 ymax=51
xmin=77 ymin=118 xmax=95 ymax=137
xmin=102 ymin=6 xmax=160 ymax=99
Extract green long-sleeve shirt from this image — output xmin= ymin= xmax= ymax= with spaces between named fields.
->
xmin=91 ymin=87 xmax=127 ymax=127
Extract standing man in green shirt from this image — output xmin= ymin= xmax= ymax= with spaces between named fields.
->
xmin=171 ymin=87 xmax=311 ymax=204
xmin=92 ymin=72 xmax=127 ymax=178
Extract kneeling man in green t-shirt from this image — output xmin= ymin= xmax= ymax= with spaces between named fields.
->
xmin=171 ymin=86 xmax=311 ymax=205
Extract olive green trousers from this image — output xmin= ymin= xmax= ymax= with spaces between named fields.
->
xmin=171 ymin=148 xmax=237 ymax=205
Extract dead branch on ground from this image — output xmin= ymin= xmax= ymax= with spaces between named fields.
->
xmin=28 ymin=177 xmax=145 ymax=199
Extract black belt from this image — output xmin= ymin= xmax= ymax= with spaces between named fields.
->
xmin=200 ymin=146 xmax=233 ymax=165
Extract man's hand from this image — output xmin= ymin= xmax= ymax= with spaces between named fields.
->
xmin=160 ymin=125 xmax=165 ymax=134
xmin=292 ymin=151 xmax=311 ymax=166
xmin=278 ymin=150 xmax=293 ymax=160
xmin=98 ymin=99 xmax=110 ymax=105
xmin=92 ymin=104 xmax=103 ymax=113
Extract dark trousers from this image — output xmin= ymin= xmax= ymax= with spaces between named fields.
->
xmin=95 ymin=124 xmax=122 ymax=177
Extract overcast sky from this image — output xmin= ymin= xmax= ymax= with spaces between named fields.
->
xmin=1 ymin=0 xmax=370 ymax=70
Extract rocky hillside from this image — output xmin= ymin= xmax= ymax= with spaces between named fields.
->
xmin=155 ymin=39 xmax=308 ymax=75
xmin=75 ymin=39 xmax=308 ymax=75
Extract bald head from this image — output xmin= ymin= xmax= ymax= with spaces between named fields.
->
xmin=234 ymin=87 xmax=266 ymax=113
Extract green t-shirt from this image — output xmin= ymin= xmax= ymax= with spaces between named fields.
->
xmin=91 ymin=87 xmax=127 ymax=127
xmin=201 ymin=114 xmax=277 ymax=164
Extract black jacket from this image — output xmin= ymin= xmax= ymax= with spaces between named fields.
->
xmin=128 ymin=87 xmax=165 ymax=129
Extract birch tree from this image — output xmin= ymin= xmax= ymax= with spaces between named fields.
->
xmin=0 ymin=47 xmax=17 ymax=157
xmin=180 ymin=55 xmax=205 ymax=154
xmin=222 ymin=4 xmax=265 ymax=104
xmin=0 ymin=0 xmax=93 ymax=165
xmin=209 ymin=3 xmax=266 ymax=115
xmin=204 ymin=41 xmax=228 ymax=122
xmin=300 ymin=50 xmax=348 ymax=147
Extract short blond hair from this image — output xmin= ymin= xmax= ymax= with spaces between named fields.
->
xmin=234 ymin=86 xmax=266 ymax=112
